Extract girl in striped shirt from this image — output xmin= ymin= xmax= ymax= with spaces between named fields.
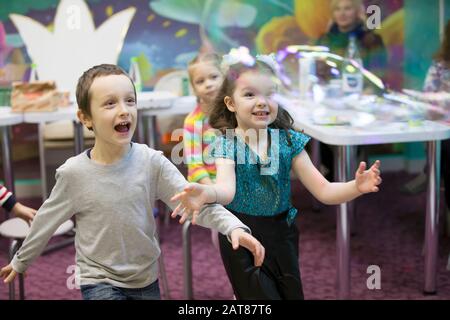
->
xmin=183 ymin=53 xmax=224 ymax=247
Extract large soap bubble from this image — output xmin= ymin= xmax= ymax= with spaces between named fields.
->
xmin=275 ymin=45 xmax=386 ymax=100
xmin=275 ymin=45 xmax=334 ymax=99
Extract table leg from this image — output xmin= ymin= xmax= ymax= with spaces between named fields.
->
xmin=347 ymin=147 xmax=357 ymax=236
xmin=38 ymin=123 xmax=47 ymax=202
xmin=424 ymin=140 xmax=441 ymax=294
xmin=311 ymin=139 xmax=322 ymax=212
xmin=8 ymin=239 xmax=18 ymax=300
xmin=182 ymin=221 xmax=193 ymax=299
xmin=146 ymin=115 xmax=157 ymax=149
xmin=137 ymin=111 xmax=145 ymax=144
xmin=18 ymin=272 xmax=25 ymax=300
xmin=73 ymin=121 xmax=84 ymax=155
xmin=336 ymin=145 xmax=351 ymax=299
xmin=1 ymin=126 xmax=15 ymax=197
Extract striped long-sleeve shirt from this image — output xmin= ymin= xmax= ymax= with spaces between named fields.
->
xmin=183 ymin=105 xmax=217 ymax=182
xmin=0 ymin=185 xmax=16 ymax=211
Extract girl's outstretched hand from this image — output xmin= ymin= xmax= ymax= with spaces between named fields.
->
xmin=170 ymin=183 xmax=212 ymax=224
xmin=355 ymin=160 xmax=382 ymax=194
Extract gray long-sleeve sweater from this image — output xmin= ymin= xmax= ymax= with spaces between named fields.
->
xmin=11 ymin=143 xmax=248 ymax=288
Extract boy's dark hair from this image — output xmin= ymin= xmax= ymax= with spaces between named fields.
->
xmin=76 ymin=64 xmax=136 ymax=121
xmin=209 ymin=60 xmax=295 ymax=141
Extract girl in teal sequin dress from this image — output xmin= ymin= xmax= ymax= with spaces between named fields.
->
xmin=171 ymin=53 xmax=382 ymax=299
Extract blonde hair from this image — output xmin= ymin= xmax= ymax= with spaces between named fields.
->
xmin=330 ymin=0 xmax=363 ymax=11
xmin=330 ymin=0 xmax=366 ymax=22
xmin=187 ymin=52 xmax=222 ymax=84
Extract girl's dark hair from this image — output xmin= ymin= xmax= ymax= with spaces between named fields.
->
xmin=434 ymin=20 xmax=450 ymax=66
xmin=209 ymin=60 xmax=295 ymax=140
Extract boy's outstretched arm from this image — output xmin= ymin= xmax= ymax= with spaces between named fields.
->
xmin=156 ymin=154 xmax=264 ymax=266
xmin=292 ymin=150 xmax=382 ymax=205
xmin=0 ymin=168 xmax=76 ymax=283
xmin=170 ymin=158 xmax=236 ymax=224
xmin=0 ymin=217 xmax=267 ymax=282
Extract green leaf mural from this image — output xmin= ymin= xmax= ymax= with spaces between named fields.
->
xmin=149 ymin=0 xmax=206 ymax=24
xmin=136 ymin=52 xmax=153 ymax=82
xmin=149 ymin=0 xmax=293 ymax=53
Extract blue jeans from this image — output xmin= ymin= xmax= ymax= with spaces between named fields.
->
xmin=80 ymin=280 xmax=161 ymax=300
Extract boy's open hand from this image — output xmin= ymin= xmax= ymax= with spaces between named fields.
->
xmin=230 ymin=228 xmax=265 ymax=267
xmin=355 ymin=160 xmax=382 ymax=194
xmin=170 ymin=183 xmax=212 ymax=224
xmin=0 ymin=264 xmax=18 ymax=284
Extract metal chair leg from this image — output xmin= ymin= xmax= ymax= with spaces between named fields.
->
xmin=154 ymin=211 xmax=170 ymax=299
xmin=310 ymin=139 xmax=322 ymax=212
xmin=8 ymin=280 xmax=15 ymax=300
xmin=158 ymin=248 xmax=171 ymax=299
xmin=162 ymin=203 xmax=170 ymax=228
xmin=18 ymin=273 xmax=25 ymax=300
xmin=182 ymin=220 xmax=193 ymax=299
xmin=38 ymin=123 xmax=48 ymax=201
xmin=8 ymin=239 xmax=20 ymax=300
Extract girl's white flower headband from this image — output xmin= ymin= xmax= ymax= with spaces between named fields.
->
xmin=220 ymin=46 xmax=279 ymax=74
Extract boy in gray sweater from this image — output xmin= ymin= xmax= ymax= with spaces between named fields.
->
xmin=0 ymin=64 xmax=265 ymax=300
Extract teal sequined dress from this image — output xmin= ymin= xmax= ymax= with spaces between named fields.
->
xmin=212 ymin=128 xmax=310 ymax=225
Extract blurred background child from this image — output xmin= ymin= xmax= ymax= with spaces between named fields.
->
xmin=183 ymin=52 xmax=224 ymax=248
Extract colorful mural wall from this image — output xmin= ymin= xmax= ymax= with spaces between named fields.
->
xmin=0 ymin=0 xmax=445 ymax=91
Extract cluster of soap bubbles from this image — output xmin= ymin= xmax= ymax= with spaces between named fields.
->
xmin=200 ymin=0 xmax=383 ymax=99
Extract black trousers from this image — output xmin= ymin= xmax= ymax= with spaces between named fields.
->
xmin=219 ymin=210 xmax=304 ymax=300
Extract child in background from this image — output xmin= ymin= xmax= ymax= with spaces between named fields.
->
xmin=406 ymin=20 xmax=450 ymax=269
xmin=184 ymin=53 xmax=224 ymax=248
xmin=172 ymin=51 xmax=382 ymax=299
xmin=1 ymin=185 xmax=36 ymax=223
xmin=0 ymin=64 xmax=265 ymax=300
xmin=425 ymin=21 xmax=450 ymax=255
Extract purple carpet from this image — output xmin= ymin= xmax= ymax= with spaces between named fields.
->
xmin=1 ymin=171 xmax=449 ymax=300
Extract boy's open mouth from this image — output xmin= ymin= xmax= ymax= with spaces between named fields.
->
xmin=114 ymin=121 xmax=131 ymax=133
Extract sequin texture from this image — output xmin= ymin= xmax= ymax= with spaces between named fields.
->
xmin=212 ymin=128 xmax=311 ymax=224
